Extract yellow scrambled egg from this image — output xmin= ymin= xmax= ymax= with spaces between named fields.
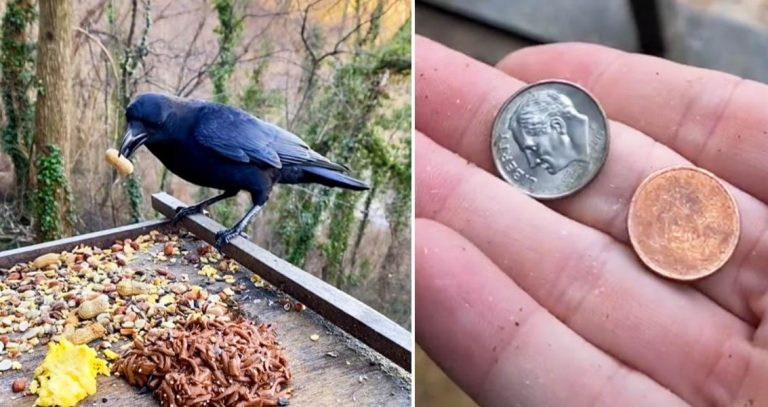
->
xmin=198 ymin=265 xmax=218 ymax=278
xmin=29 ymin=338 xmax=110 ymax=407
xmin=102 ymin=349 xmax=119 ymax=361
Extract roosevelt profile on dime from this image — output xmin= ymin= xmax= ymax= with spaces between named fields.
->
xmin=509 ymin=90 xmax=589 ymax=175
xmin=491 ymin=80 xmax=608 ymax=199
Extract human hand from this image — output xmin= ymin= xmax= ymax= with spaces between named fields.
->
xmin=415 ymin=36 xmax=768 ymax=406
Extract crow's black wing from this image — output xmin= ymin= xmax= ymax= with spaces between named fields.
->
xmin=193 ymin=106 xmax=281 ymax=167
xmin=193 ymin=105 xmax=347 ymax=171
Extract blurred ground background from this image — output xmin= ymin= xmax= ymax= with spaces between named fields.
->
xmin=0 ymin=0 xmax=411 ymax=329
xmin=415 ymin=0 xmax=768 ymax=405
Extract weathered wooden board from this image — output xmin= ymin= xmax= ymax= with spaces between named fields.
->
xmin=151 ymin=193 xmax=412 ymax=371
xmin=0 ymin=220 xmax=169 ymax=270
xmin=0 ymin=212 xmax=411 ymax=406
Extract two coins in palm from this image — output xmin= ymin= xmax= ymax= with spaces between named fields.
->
xmin=492 ymin=80 xmax=740 ymax=281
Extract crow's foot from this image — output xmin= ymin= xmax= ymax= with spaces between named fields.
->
xmin=214 ymin=228 xmax=248 ymax=252
xmin=172 ymin=205 xmax=203 ymax=225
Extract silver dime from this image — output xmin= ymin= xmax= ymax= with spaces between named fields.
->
xmin=491 ymin=80 xmax=609 ymax=199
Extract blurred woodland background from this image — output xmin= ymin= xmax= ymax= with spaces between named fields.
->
xmin=0 ymin=0 xmax=411 ymax=328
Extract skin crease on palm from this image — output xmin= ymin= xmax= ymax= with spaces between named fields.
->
xmin=415 ymin=35 xmax=768 ymax=407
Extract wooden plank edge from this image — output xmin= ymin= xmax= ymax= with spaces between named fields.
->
xmin=151 ymin=192 xmax=413 ymax=372
xmin=0 ymin=219 xmax=170 ymax=269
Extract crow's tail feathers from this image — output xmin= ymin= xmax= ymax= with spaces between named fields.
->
xmin=301 ymin=166 xmax=369 ymax=190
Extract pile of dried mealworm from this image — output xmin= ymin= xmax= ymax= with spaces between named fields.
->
xmin=113 ymin=317 xmax=292 ymax=407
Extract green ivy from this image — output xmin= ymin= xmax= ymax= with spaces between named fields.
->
xmin=34 ymin=145 xmax=74 ymax=240
xmin=0 ymin=0 xmax=37 ymax=202
xmin=239 ymin=42 xmax=282 ymax=119
xmin=108 ymin=0 xmax=151 ymax=222
xmin=269 ymin=9 xmax=411 ymax=289
xmin=203 ymin=0 xmax=244 ymax=226
xmin=125 ymin=174 xmax=143 ymax=223
xmin=273 ymin=188 xmax=330 ymax=265
xmin=210 ymin=0 xmax=243 ymax=105
xmin=323 ymin=191 xmax=356 ymax=287
xmin=117 ymin=0 xmax=151 ymax=109
xmin=106 ymin=0 xmax=116 ymax=33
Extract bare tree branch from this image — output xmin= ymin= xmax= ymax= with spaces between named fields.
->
xmin=74 ymin=27 xmax=119 ymax=84
xmin=73 ymin=0 xmax=107 ymax=55
xmin=174 ymin=10 xmax=209 ymax=92
xmin=298 ymin=0 xmax=324 ymax=62
xmin=289 ymin=0 xmax=400 ymax=129
xmin=125 ymin=0 xmax=138 ymax=49
xmin=152 ymin=0 xmax=201 ymax=22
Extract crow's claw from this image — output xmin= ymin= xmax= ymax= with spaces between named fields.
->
xmin=214 ymin=228 xmax=247 ymax=252
xmin=172 ymin=205 xmax=203 ymax=225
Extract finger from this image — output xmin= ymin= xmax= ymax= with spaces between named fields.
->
xmin=416 ymin=218 xmax=687 ymax=407
xmin=415 ymin=131 xmax=753 ymax=406
xmin=496 ymin=42 xmax=768 ymax=205
xmin=415 ymin=35 xmax=768 ymax=325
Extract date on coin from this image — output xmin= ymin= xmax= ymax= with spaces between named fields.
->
xmin=628 ymin=166 xmax=740 ymax=281
xmin=491 ymin=80 xmax=609 ymax=199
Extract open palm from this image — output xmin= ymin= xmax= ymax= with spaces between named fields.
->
xmin=415 ymin=36 xmax=768 ymax=406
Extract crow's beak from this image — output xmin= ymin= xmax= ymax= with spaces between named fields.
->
xmin=119 ymin=121 xmax=149 ymax=158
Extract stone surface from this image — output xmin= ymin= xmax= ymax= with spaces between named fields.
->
xmin=420 ymin=0 xmax=768 ymax=83
xmin=421 ymin=0 xmax=640 ymax=51
xmin=416 ymin=346 xmax=476 ymax=407
xmin=661 ymin=0 xmax=768 ymax=83
xmin=416 ymin=3 xmax=533 ymax=64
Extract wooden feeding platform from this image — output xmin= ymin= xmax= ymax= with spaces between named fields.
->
xmin=0 ymin=193 xmax=412 ymax=406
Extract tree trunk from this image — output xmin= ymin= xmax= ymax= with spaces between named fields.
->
xmin=0 ymin=0 xmax=36 ymax=202
xmin=32 ymin=0 xmax=73 ymax=240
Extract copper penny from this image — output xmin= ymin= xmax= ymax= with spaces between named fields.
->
xmin=628 ymin=166 xmax=740 ymax=281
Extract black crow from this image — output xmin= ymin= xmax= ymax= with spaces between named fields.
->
xmin=117 ymin=92 xmax=368 ymax=251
